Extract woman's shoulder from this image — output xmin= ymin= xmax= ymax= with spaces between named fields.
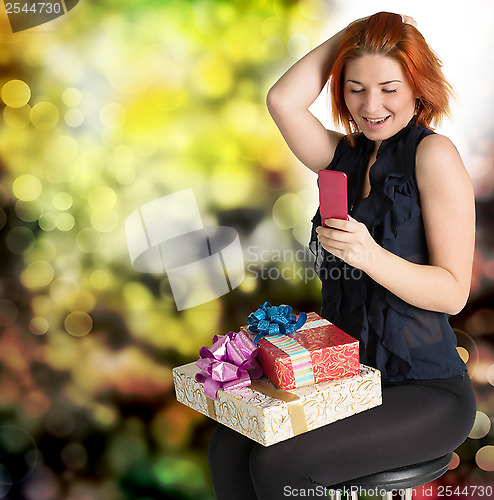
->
xmin=416 ymin=133 xmax=461 ymax=170
xmin=415 ymin=133 xmax=471 ymax=190
xmin=417 ymin=132 xmax=456 ymax=152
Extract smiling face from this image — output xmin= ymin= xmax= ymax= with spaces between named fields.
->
xmin=343 ymin=54 xmax=418 ymax=148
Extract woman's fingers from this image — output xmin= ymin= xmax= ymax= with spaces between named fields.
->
xmin=401 ymin=15 xmax=417 ymax=27
xmin=324 ymin=218 xmax=352 ymax=231
xmin=317 ymin=225 xmax=351 ymax=240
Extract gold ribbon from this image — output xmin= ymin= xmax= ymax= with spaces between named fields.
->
xmin=250 ymin=380 xmax=308 ymax=436
xmin=206 ymin=396 xmax=216 ymax=419
xmin=204 ymin=381 xmax=308 ymax=437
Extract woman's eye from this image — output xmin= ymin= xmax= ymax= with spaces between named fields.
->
xmin=383 ymin=89 xmax=397 ymax=94
xmin=350 ymin=89 xmax=364 ymax=93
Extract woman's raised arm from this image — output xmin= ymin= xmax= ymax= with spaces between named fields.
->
xmin=266 ymin=26 xmax=347 ymax=173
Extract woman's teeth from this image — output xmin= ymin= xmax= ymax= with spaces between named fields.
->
xmin=365 ymin=116 xmax=389 ymax=124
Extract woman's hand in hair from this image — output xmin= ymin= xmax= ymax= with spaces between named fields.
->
xmin=351 ymin=13 xmax=416 ymax=27
xmin=401 ymin=15 xmax=417 ymax=27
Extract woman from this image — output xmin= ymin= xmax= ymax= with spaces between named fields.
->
xmin=208 ymin=12 xmax=476 ymax=499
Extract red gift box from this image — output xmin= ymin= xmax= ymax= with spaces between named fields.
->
xmin=241 ymin=312 xmax=359 ymax=390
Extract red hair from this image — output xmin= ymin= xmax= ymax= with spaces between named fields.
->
xmin=329 ymin=12 xmax=453 ymax=143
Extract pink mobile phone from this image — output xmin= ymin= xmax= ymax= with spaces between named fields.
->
xmin=318 ymin=170 xmax=349 ymax=226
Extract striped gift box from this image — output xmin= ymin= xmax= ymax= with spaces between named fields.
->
xmin=241 ymin=312 xmax=360 ymax=390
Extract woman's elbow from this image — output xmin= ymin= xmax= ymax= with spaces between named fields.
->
xmin=266 ymin=86 xmax=284 ymax=116
xmin=443 ymin=289 xmax=470 ymax=316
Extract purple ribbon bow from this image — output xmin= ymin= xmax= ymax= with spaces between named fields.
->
xmin=195 ymin=331 xmax=263 ymax=399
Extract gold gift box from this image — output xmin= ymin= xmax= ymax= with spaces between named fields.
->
xmin=173 ymin=362 xmax=382 ymax=446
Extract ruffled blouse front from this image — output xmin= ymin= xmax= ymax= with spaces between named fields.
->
xmin=309 ymin=117 xmax=467 ymax=382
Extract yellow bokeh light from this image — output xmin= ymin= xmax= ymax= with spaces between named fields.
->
xmin=46 ymin=163 xmax=79 ymax=184
xmin=261 ymin=16 xmax=283 ymax=37
xmin=29 ymin=317 xmax=49 ymax=336
xmin=272 ymin=193 xmax=303 ymax=230
xmin=1 ymin=79 xmax=31 ymax=108
xmin=3 ymin=105 xmax=31 ymax=128
xmin=31 ymin=295 xmax=52 ymax=315
xmin=106 ymin=43 xmax=170 ymax=95
xmin=36 ymin=237 xmax=57 ymax=261
xmin=113 ymin=144 xmax=133 ymax=163
xmin=129 ymin=134 xmax=157 ymax=157
xmin=30 ymin=101 xmax=60 ymax=130
xmin=90 ymin=403 xmax=117 ymax=427
xmin=292 ymin=219 xmax=311 ymax=247
xmin=72 ymin=288 xmax=96 ymax=313
xmin=38 ymin=213 xmax=57 ymax=232
xmin=44 ymin=135 xmax=79 ymax=166
xmin=64 ymin=108 xmax=84 ymax=127
xmin=487 ymin=363 xmax=494 ymax=386
xmin=114 ymin=164 xmax=135 ymax=185
xmin=223 ymin=100 xmax=265 ymax=134
xmin=258 ymin=139 xmax=287 ymax=171
xmin=12 ymin=174 xmax=43 ymax=202
xmin=476 ymin=446 xmax=494 ymax=472
xmin=453 ymin=328 xmax=479 ymax=376
xmin=99 ymin=102 xmax=126 ymax=128
xmin=181 ymin=305 xmax=222 ymax=342
xmin=75 ymin=228 xmax=103 ymax=254
xmin=56 ymin=213 xmax=75 ymax=231
xmin=50 ymin=277 xmax=80 ymax=305
xmin=262 ymin=37 xmax=285 ymax=61
xmin=123 ymin=282 xmax=154 ymax=310
xmin=62 ymin=87 xmax=82 ymax=107
xmin=53 ymin=192 xmax=73 ymax=211
xmin=88 ymin=186 xmax=117 ymax=211
xmin=192 ymin=55 xmax=234 ymax=98
xmin=468 ymin=411 xmax=492 ymax=439
xmin=64 ymin=311 xmax=93 ymax=337
xmin=457 ymin=346 xmax=469 ymax=363
xmin=90 ymin=210 xmax=119 ymax=233
xmin=298 ymin=0 xmax=329 ymax=21
xmin=288 ymin=34 xmax=310 ymax=59
xmin=21 ymin=260 xmax=55 ymax=288
xmin=89 ymin=269 xmax=111 ymax=290
xmin=210 ymin=164 xmax=255 ymax=208
xmin=15 ymin=199 xmax=43 ymax=222
xmin=238 ymin=275 xmax=257 ymax=294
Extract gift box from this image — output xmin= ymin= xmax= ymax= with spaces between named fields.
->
xmin=173 ymin=362 xmax=381 ymax=446
xmin=241 ymin=310 xmax=360 ymax=390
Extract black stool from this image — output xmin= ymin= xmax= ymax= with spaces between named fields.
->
xmin=329 ymin=453 xmax=453 ymax=500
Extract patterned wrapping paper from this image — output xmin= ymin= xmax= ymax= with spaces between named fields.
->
xmin=241 ymin=312 xmax=360 ymax=390
xmin=173 ymin=362 xmax=382 ymax=447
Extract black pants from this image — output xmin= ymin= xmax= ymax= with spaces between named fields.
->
xmin=208 ymin=372 xmax=476 ymax=500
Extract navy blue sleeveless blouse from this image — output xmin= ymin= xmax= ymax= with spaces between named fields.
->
xmin=309 ymin=117 xmax=467 ymax=382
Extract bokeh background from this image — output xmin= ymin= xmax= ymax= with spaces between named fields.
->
xmin=0 ymin=0 xmax=493 ymax=499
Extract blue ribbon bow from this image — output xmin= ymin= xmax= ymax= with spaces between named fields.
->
xmin=246 ymin=301 xmax=307 ymax=345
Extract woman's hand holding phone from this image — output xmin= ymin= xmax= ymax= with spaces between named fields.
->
xmin=316 ymin=216 xmax=380 ymax=272
xmin=317 ymin=170 xmax=379 ymax=270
